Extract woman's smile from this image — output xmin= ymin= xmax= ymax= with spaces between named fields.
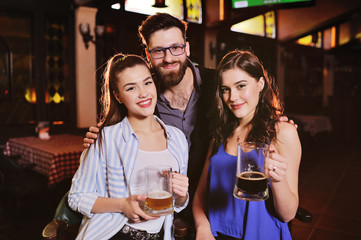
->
xmin=231 ymin=102 xmax=245 ymax=110
xmin=137 ymin=98 xmax=152 ymax=108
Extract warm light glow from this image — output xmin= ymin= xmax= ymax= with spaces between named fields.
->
xmin=339 ymin=22 xmax=351 ymax=46
xmin=53 ymin=121 xmax=64 ymax=125
xmin=125 ymin=0 xmax=183 ymax=19
xmin=356 ymin=32 xmax=361 ymax=39
xmin=52 ymin=92 xmax=61 ymax=103
xmin=25 ymin=87 xmax=36 ymax=103
xmin=231 ymin=15 xmax=265 ymax=37
xmin=45 ymin=90 xmax=49 ymax=103
xmin=111 ymin=3 xmax=121 ymax=10
xmin=230 ymin=11 xmax=275 ymax=38
xmin=316 ymin=32 xmax=322 ymax=48
xmin=331 ymin=26 xmax=336 ymax=48
xmin=322 ymin=28 xmax=330 ymax=49
xmin=105 ymin=25 xmax=115 ymax=34
xmin=187 ymin=0 xmax=202 ymax=23
xmin=46 ymin=88 xmax=65 ymax=104
xmin=297 ymin=35 xmax=312 ymax=45
xmin=219 ymin=0 xmax=224 ymax=21
xmin=265 ymin=11 xmax=276 ymax=39
xmin=296 ymin=32 xmax=322 ymax=48
xmin=323 ymin=65 xmax=328 ymax=77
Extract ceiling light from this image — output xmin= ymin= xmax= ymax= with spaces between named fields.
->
xmin=111 ymin=3 xmax=121 ymax=10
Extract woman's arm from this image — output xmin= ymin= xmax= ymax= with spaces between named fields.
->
xmin=268 ymin=122 xmax=302 ymax=222
xmin=192 ymin=143 xmax=216 ymax=240
xmin=92 ymin=195 xmax=157 ymax=222
xmin=68 ymin=146 xmax=101 ymax=218
xmin=70 ymin=132 xmax=157 ymax=222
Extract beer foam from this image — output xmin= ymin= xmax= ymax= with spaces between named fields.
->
xmin=148 ymin=190 xmax=172 ymax=199
xmin=238 ymin=171 xmax=266 ymax=180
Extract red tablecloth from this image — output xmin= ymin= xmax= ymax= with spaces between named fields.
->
xmin=4 ymin=134 xmax=84 ymax=187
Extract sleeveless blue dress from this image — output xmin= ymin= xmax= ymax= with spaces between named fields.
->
xmin=207 ymin=144 xmax=292 ymax=240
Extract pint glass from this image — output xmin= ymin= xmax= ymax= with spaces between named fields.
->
xmin=144 ymin=165 xmax=174 ymax=216
xmin=233 ymin=142 xmax=270 ymax=201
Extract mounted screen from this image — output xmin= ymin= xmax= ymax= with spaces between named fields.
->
xmin=232 ymin=0 xmax=314 ymax=9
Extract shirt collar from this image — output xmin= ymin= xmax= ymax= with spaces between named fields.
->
xmin=187 ymin=58 xmax=202 ymax=91
xmin=121 ymin=115 xmax=171 ymax=142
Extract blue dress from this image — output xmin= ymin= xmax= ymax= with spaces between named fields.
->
xmin=207 ymin=144 xmax=292 ymax=240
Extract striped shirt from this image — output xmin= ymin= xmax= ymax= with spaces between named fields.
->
xmin=68 ymin=116 xmax=189 ymax=240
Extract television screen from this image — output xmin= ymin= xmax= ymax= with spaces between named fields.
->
xmin=232 ymin=0 xmax=313 ymax=9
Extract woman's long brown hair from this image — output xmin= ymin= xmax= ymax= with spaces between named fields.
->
xmin=209 ymin=50 xmax=284 ymax=155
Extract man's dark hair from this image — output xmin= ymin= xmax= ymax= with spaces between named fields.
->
xmin=138 ymin=13 xmax=188 ymax=46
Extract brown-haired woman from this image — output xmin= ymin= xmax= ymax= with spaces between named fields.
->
xmin=68 ymin=53 xmax=189 ymax=240
xmin=193 ymin=50 xmax=301 ymax=240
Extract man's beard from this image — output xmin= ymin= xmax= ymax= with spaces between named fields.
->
xmin=153 ymin=59 xmax=188 ymax=91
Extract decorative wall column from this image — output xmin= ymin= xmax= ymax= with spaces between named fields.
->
xmin=204 ymin=29 xmax=217 ymax=68
xmin=75 ymin=6 xmax=98 ymax=128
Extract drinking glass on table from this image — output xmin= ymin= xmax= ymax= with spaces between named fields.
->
xmin=144 ymin=165 xmax=174 ymax=216
xmin=233 ymin=142 xmax=270 ymax=201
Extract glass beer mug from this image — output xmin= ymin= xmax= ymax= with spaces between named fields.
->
xmin=233 ymin=142 xmax=270 ymax=201
xmin=144 ymin=165 xmax=174 ymax=216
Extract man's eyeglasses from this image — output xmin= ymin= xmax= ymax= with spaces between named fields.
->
xmin=147 ymin=44 xmax=186 ymax=59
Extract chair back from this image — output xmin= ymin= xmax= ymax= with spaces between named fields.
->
xmin=42 ymin=191 xmax=82 ymax=240
xmin=0 ymin=152 xmax=21 ymax=172
xmin=0 ymin=152 xmax=22 ymax=191
xmin=54 ymin=191 xmax=83 ymax=226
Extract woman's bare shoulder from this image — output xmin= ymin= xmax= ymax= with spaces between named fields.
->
xmin=275 ymin=121 xmax=300 ymax=144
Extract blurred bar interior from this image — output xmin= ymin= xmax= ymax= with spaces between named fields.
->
xmin=1 ymin=0 xmax=361 ymax=239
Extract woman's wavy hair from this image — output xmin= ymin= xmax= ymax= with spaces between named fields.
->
xmin=209 ymin=50 xmax=284 ymax=154
xmin=97 ymin=53 xmax=150 ymax=144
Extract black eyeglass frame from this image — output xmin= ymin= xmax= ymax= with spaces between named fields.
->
xmin=147 ymin=44 xmax=186 ymax=59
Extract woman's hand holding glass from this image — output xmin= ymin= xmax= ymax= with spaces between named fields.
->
xmin=268 ymin=145 xmax=288 ymax=183
xmin=172 ymin=172 xmax=189 ymax=207
xmin=121 ymin=195 xmax=159 ymax=223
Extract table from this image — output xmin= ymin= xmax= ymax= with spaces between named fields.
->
xmin=4 ymin=134 xmax=85 ymax=187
